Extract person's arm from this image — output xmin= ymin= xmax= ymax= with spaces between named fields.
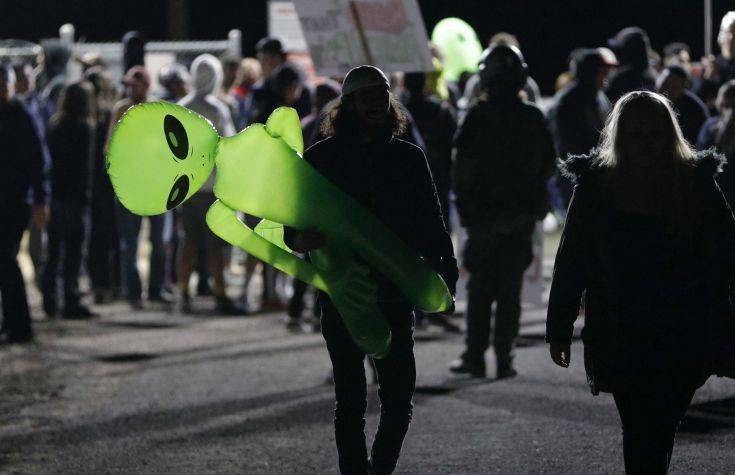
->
xmin=546 ymin=183 xmax=589 ymax=366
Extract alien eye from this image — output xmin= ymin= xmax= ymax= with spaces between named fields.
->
xmin=164 ymin=114 xmax=189 ymax=160
xmin=166 ymin=175 xmax=189 ymax=210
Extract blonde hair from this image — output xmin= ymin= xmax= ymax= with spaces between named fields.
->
xmin=594 ymin=90 xmax=696 ymax=169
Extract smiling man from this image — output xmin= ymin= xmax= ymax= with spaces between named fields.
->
xmin=285 ymin=65 xmax=458 ymax=475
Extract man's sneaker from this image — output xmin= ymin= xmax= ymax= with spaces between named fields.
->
xmin=449 ymin=357 xmax=486 ymax=378
xmin=216 ymin=297 xmax=247 ymax=316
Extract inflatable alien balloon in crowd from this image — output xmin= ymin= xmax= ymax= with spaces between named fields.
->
xmin=431 ymin=17 xmax=484 ymax=83
xmin=107 ymin=103 xmax=453 ymax=357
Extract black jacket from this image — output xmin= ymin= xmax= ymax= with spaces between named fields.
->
xmin=546 ymin=150 xmax=735 ymax=394
xmin=453 ymin=96 xmax=556 ymax=234
xmin=0 ymin=98 xmax=46 ymax=207
xmin=302 ymin=134 xmax=458 ymax=301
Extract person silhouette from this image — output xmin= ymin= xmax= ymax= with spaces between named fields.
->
xmin=547 ymin=91 xmax=735 ymax=474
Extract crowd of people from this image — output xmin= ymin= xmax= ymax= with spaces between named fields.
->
xmin=3 ymin=13 xmax=735 ymax=475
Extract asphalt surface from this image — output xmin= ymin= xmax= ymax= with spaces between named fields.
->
xmin=2 ymin=293 xmax=735 ymax=474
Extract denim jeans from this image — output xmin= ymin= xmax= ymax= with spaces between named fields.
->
xmin=116 ymin=202 xmax=167 ymax=302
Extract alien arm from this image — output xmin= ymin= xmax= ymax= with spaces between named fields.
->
xmin=205 ymin=199 xmax=329 ymax=292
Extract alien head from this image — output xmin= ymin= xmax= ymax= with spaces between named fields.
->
xmin=107 ymin=102 xmax=219 ymax=216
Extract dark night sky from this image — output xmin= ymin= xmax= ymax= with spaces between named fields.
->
xmin=3 ymin=0 xmax=734 ymax=94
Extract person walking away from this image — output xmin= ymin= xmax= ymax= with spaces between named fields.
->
xmin=42 ymin=82 xmax=97 ymax=319
xmin=548 ymin=48 xmax=616 ymax=210
xmin=108 ymin=66 xmax=169 ymax=309
xmin=285 ymin=65 xmax=457 ymax=474
xmin=177 ymin=54 xmax=244 ymax=315
xmin=656 ymin=65 xmax=709 ymax=145
xmin=449 ymin=45 xmax=556 ymax=379
xmin=0 ymin=64 xmax=47 ymax=343
xmin=547 ymin=91 xmax=735 ymax=474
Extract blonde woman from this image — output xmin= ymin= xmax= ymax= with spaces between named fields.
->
xmin=547 ymin=91 xmax=735 ymax=474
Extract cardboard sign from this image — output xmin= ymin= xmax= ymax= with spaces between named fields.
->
xmin=292 ymin=0 xmax=433 ymax=76
xmin=268 ymin=1 xmax=309 ymax=53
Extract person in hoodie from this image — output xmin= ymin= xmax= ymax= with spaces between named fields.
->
xmin=177 ymin=54 xmax=243 ymax=315
xmin=605 ymin=27 xmax=657 ymax=104
xmin=449 ymin=45 xmax=556 ymax=379
xmin=459 ymin=32 xmax=541 ymax=117
xmin=547 ymin=91 xmax=734 ymax=474
xmin=548 ymin=48 xmax=616 ymax=208
xmin=108 ymin=66 xmax=169 ymax=309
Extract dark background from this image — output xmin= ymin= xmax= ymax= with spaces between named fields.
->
xmin=3 ymin=0 xmax=734 ymax=94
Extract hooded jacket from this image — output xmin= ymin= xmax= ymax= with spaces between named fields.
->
xmin=179 ymin=54 xmax=235 ymax=192
xmin=546 ymin=150 xmax=735 ymax=394
xmin=604 ymin=28 xmax=657 ymax=103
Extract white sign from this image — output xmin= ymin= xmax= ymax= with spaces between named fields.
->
xmin=268 ymin=1 xmax=309 ymax=53
xmin=292 ymin=0 xmax=433 ymax=76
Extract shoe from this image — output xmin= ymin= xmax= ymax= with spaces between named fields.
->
xmin=177 ymin=292 xmax=192 ymax=314
xmin=62 ymin=305 xmax=97 ymax=320
xmin=0 ymin=330 xmax=34 ymax=344
xmin=148 ymin=293 xmax=173 ymax=305
xmin=285 ymin=316 xmax=303 ymax=331
xmin=449 ymin=356 xmax=486 ymax=378
xmin=216 ymin=297 xmax=247 ymax=316
xmin=129 ymin=299 xmax=144 ymax=311
xmin=260 ymin=298 xmax=287 ymax=312
xmin=496 ymin=364 xmax=518 ymax=380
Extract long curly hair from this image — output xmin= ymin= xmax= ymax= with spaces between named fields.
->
xmin=320 ymin=92 xmax=407 ymax=138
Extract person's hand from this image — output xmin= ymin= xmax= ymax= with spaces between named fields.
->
xmin=290 ymin=228 xmax=327 ymax=253
xmin=31 ymin=204 xmax=48 ymax=229
xmin=549 ymin=343 xmax=571 ymax=368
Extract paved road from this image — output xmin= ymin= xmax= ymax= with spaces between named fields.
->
xmin=2 ymin=296 xmax=735 ymax=474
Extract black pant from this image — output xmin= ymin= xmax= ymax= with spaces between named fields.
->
xmin=0 ymin=205 xmax=32 ymax=337
xmin=320 ymin=295 xmax=416 ymax=475
xmin=612 ymin=373 xmax=701 ymax=474
xmin=42 ymin=201 xmax=86 ymax=312
xmin=463 ymin=230 xmax=532 ymax=367
xmin=88 ymin=188 xmax=120 ymax=292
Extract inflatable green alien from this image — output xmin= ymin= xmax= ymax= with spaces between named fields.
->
xmin=107 ymin=103 xmax=454 ymax=357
